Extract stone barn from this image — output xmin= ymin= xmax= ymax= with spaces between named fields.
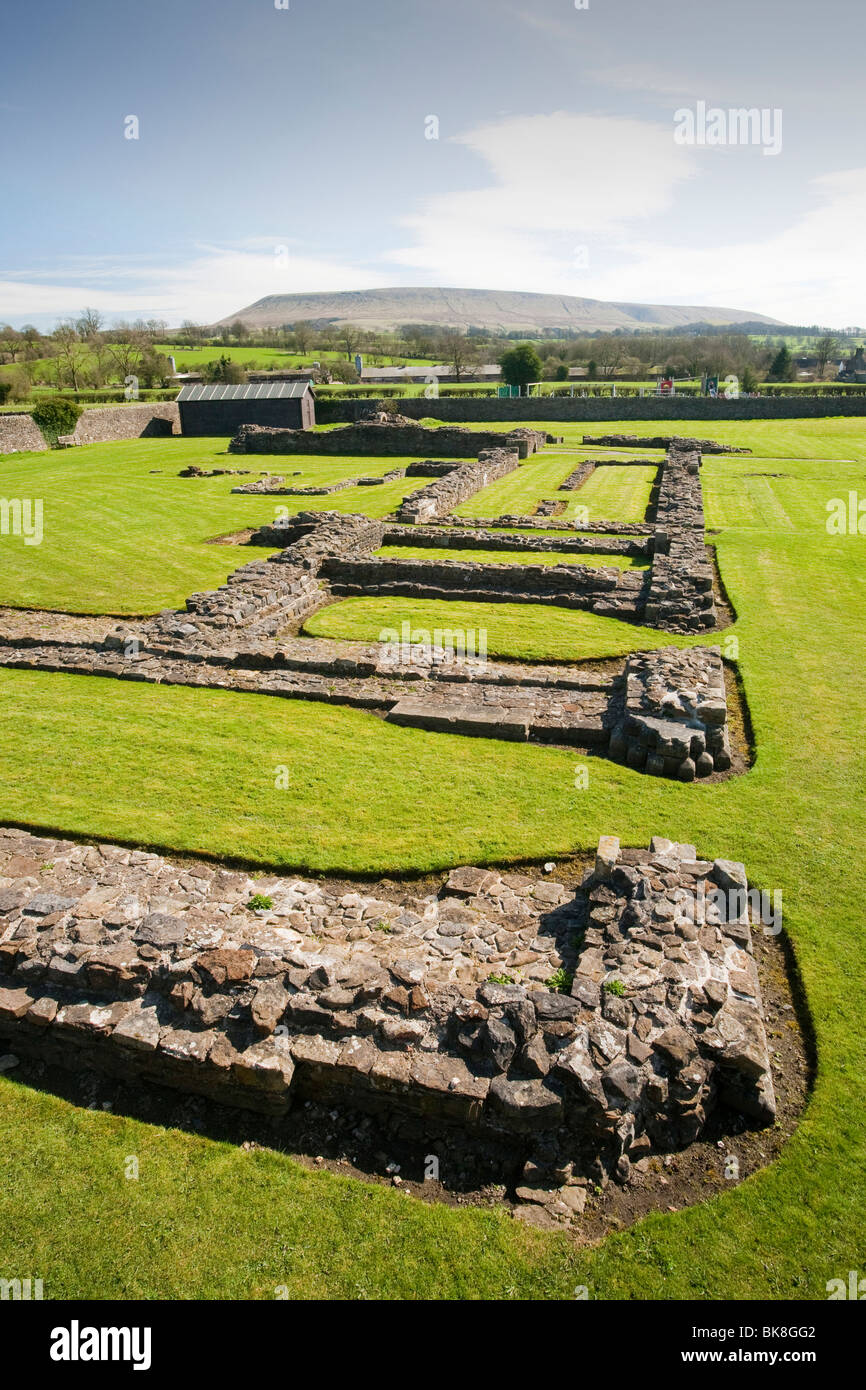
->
xmin=177 ymin=381 xmax=316 ymax=436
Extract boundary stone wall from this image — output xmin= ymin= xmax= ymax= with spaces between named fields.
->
xmin=71 ymin=403 xmax=180 ymax=444
xmin=0 ymin=414 xmax=48 ymax=453
xmin=317 ymin=395 xmax=866 ymax=424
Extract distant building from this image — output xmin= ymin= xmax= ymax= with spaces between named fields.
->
xmin=176 ymin=381 xmax=316 ymax=436
xmin=838 ymin=346 xmax=866 ymax=383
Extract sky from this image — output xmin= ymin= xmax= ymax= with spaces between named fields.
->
xmin=1 ymin=0 xmax=863 ymax=330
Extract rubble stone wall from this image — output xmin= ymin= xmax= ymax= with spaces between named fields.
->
xmin=322 ymin=552 xmax=646 ymax=619
xmin=71 ymin=403 xmax=180 ymax=444
xmin=0 ymin=828 xmax=774 ymax=1177
xmin=229 ymin=416 xmax=544 ymax=460
xmin=382 ymin=524 xmax=652 ymax=559
xmin=396 ymin=447 xmax=521 ymax=523
xmin=0 ymin=414 xmax=48 ymax=453
xmin=645 ymin=447 xmax=717 ymax=632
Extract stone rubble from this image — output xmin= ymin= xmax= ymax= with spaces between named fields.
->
xmin=0 ymin=829 xmax=775 ymax=1183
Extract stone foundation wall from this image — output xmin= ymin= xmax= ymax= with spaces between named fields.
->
xmin=229 ymin=415 xmax=544 ymax=460
xmin=0 ymin=828 xmax=774 ymax=1177
xmin=583 ymin=434 xmax=749 ymax=454
xmin=425 ymin=515 xmax=654 ymax=535
xmin=560 ymin=461 xmax=596 ymax=491
xmin=645 ymin=447 xmax=717 ymax=632
xmin=232 ymin=467 xmax=407 ymax=496
xmin=322 ymin=551 xmax=645 ymax=620
xmin=611 ymin=647 xmax=732 ymax=780
xmin=382 ymin=524 xmax=652 ymax=559
xmin=396 ymin=447 xmax=520 ymax=523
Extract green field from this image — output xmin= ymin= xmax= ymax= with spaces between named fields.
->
xmin=0 ymin=439 xmax=429 ymax=612
xmin=0 ymin=416 xmax=864 ymax=1300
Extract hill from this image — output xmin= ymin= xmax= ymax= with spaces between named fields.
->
xmin=215 ymin=286 xmax=781 ymax=334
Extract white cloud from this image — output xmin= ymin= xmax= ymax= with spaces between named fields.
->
xmin=388 ymin=110 xmax=865 ymax=324
xmin=582 ymin=168 xmax=866 ymax=323
xmin=0 ymin=241 xmax=390 ymax=327
xmin=388 ymin=111 xmax=698 ymax=292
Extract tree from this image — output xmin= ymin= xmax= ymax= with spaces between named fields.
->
xmin=52 ymin=322 xmax=89 ymax=391
xmin=202 ymin=354 xmax=247 ymax=385
xmin=741 ymin=365 xmax=759 ymax=394
xmin=768 ymin=344 xmax=795 ymax=381
xmin=338 ymin=326 xmax=361 ymax=361
xmin=105 ymin=328 xmax=150 ymax=383
xmin=440 ymin=330 xmax=479 ymax=382
xmin=75 ymin=307 xmax=104 ymax=342
xmin=594 ymin=335 xmax=627 ymax=378
xmin=327 ymin=359 xmax=360 ymax=384
xmin=291 ymin=321 xmax=314 ymax=356
xmin=814 ymin=334 xmax=840 ymax=377
xmin=0 ymin=325 xmax=23 ymax=364
xmin=499 ymin=343 xmax=542 ymax=391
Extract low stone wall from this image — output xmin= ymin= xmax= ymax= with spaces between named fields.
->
xmin=611 ymin=647 xmax=732 ymax=780
xmin=396 ymin=447 xmax=520 ymax=523
xmin=232 ymin=467 xmax=407 ymax=496
xmin=0 ymin=414 xmax=48 ymax=453
xmin=322 ymin=551 xmax=646 ymax=620
xmin=71 ymin=403 xmax=180 ymax=444
xmin=382 ymin=525 xmax=652 ymax=559
xmin=317 ymin=395 xmax=866 ymax=424
xmin=405 ymin=460 xmax=460 ymax=477
xmin=0 ymin=827 xmax=774 ymax=1177
xmin=147 ymin=512 xmax=384 ymax=644
xmin=560 ymin=461 xmax=596 ymax=491
xmin=425 ymin=515 xmax=654 ymax=536
xmin=645 ymin=447 xmax=717 ymax=632
xmin=229 ymin=414 xmax=545 ymax=460
xmin=583 ymin=434 xmax=750 ymax=454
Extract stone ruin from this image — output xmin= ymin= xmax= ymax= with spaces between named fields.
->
xmin=229 ymin=411 xmax=546 ymax=460
xmin=0 ymin=439 xmax=730 ymax=779
xmin=0 ymin=424 xmax=777 ymax=1205
xmin=396 ymin=447 xmax=520 ymax=524
xmin=582 ymin=434 xmax=751 ymax=454
xmin=0 ymin=828 xmax=775 ymax=1191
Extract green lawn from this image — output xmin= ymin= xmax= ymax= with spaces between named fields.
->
xmin=449 ymin=454 xmax=659 ymax=525
xmin=0 ymin=417 xmax=865 ymax=1300
xmin=452 ymin=454 xmax=586 ymax=517
xmin=372 ymin=545 xmax=648 ymax=570
xmin=307 ymin=598 xmax=696 ymax=662
xmin=0 ymin=439 xmax=424 ymax=613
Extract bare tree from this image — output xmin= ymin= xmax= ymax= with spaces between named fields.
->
xmin=0 ymin=325 xmax=23 ymax=364
xmin=75 ymin=307 xmax=104 ymax=342
xmin=815 ymin=334 xmax=840 ymax=377
xmin=439 ymin=330 xmax=479 ymax=382
xmin=290 ymin=321 xmax=314 ymax=355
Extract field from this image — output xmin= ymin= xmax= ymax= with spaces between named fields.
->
xmin=0 ymin=416 xmax=864 ymax=1299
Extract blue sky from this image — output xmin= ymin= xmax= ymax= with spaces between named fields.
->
xmin=1 ymin=0 xmax=863 ymax=328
